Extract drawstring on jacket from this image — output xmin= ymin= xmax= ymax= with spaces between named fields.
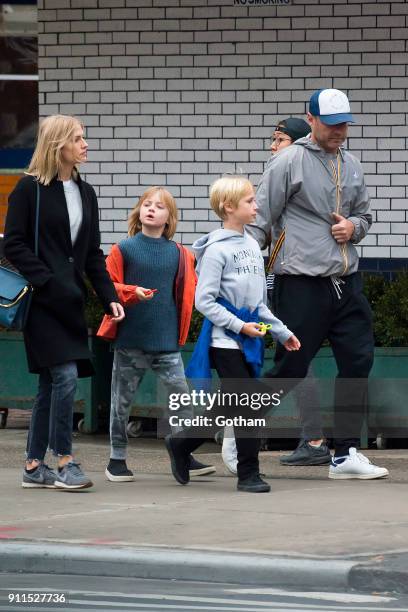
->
xmin=329 ymin=151 xmax=349 ymax=276
xmin=331 ymin=276 xmax=345 ymax=300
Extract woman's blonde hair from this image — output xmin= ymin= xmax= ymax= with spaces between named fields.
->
xmin=210 ymin=175 xmax=254 ymax=220
xmin=128 ymin=187 xmax=178 ymax=239
xmin=26 ymin=115 xmax=83 ymax=185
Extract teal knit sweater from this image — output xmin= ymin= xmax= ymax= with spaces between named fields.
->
xmin=115 ymin=233 xmax=179 ymax=352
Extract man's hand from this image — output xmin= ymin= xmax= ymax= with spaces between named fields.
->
xmin=283 ymin=335 xmax=301 ymax=352
xmin=109 ymin=302 xmax=125 ymax=322
xmin=331 ymin=213 xmax=355 ymax=244
xmin=241 ymin=322 xmax=266 ymax=337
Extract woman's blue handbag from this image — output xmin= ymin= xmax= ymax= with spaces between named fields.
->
xmin=0 ymin=181 xmax=40 ymax=331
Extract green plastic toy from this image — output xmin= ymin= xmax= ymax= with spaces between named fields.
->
xmin=258 ymin=322 xmax=272 ymax=333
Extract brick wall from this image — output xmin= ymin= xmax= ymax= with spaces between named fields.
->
xmin=38 ymin=0 xmax=408 ymax=255
xmin=0 ymin=176 xmax=21 ymax=236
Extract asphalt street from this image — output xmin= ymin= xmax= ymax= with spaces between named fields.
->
xmin=2 ymin=424 xmax=408 ymax=598
xmin=1 ymin=574 xmax=408 ymax=612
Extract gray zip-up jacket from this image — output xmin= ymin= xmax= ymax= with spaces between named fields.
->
xmin=249 ymin=136 xmax=372 ymax=277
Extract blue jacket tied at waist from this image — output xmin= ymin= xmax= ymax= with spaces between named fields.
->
xmin=185 ymin=298 xmax=264 ymax=388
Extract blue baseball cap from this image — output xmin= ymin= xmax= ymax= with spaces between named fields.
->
xmin=309 ymin=88 xmax=355 ymax=125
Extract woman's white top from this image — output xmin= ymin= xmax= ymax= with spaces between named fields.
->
xmin=63 ymin=179 xmax=83 ymax=245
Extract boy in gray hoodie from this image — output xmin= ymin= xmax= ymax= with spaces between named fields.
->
xmin=165 ymin=175 xmax=300 ymax=493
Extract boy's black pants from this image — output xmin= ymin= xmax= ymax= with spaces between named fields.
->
xmin=175 ymin=347 xmax=267 ymax=480
xmin=267 ymin=272 xmax=374 ymax=456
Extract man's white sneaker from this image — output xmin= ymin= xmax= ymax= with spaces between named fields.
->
xmin=329 ymin=447 xmax=389 ymax=480
xmin=222 ymin=433 xmax=238 ymax=475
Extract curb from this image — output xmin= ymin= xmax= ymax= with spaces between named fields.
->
xmin=350 ymin=555 xmax=408 ymax=595
xmin=0 ymin=542 xmax=355 ymax=589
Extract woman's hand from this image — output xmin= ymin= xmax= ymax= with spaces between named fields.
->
xmin=135 ymin=287 xmax=156 ymax=301
xmin=109 ymin=302 xmax=125 ymax=322
xmin=241 ymin=322 xmax=266 ymax=337
xmin=283 ymin=335 xmax=301 ymax=351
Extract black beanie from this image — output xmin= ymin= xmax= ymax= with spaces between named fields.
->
xmin=275 ymin=117 xmax=310 ymax=142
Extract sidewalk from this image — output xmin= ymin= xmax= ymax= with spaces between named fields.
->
xmin=1 ymin=427 xmax=408 ymax=592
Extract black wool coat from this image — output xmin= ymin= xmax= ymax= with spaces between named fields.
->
xmin=4 ymin=174 xmax=118 ymax=377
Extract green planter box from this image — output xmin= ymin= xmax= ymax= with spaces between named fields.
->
xmin=0 ymin=332 xmax=189 ymax=432
xmin=366 ymin=348 xmax=408 ymax=444
xmin=1 ymin=332 xmax=407 ymax=445
xmin=0 ymin=331 xmax=109 ymax=433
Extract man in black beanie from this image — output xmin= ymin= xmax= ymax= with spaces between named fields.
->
xmin=270 ymin=117 xmax=310 ymax=155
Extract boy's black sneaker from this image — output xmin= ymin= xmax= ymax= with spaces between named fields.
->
xmin=280 ymin=440 xmax=331 ymax=466
xmin=237 ymin=474 xmax=271 ymax=493
xmin=189 ymin=455 xmax=216 ymax=477
xmin=165 ymin=435 xmax=190 ymax=485
xmin=105 ymin=459 xmax=135 ymax=482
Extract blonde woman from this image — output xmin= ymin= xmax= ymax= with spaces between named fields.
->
xmin=4 ymin=115 xmax=124 ymax=490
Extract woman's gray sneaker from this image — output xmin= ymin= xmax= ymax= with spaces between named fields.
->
xmin=22 ymin=463 xmax=58 ymax=488
xmin=54 ymin=461 xmax=93 ymax=490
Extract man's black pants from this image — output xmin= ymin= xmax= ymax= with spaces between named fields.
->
xmin=268 ymin=272 xmax=374 ymax=457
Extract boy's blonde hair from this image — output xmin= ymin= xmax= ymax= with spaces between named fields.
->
xmin=128 ymin=187 xmax=178 ymax=239
xmin=210 ymin=175 xmax=254 ymax=220
xmin=27 ymin=115 xmax=83 ymax=185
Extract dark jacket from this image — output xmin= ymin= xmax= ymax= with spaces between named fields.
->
xmin=4 ymin=174 xmax=118 ymax=377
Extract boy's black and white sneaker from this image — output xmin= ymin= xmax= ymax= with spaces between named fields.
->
xmin=165 ymin=434 xmax=190 ymax=485
xmin=237 ymin=474 xmax=271 ymax=493
xmin=280 ymin=439 xmax=331 ymax=466
xmin=105 ymin=459 xmax=135 ymax=482
xmin=189 ymin=455 xmax=216 ymax=477
xmin=22 ymin=463 xmax=58 ymax=489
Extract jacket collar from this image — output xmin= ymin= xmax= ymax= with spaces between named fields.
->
xmin=295 ymin=135 xmax=346 ymax=161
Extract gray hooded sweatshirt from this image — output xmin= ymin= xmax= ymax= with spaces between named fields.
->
xmin=193 ymin=228 xmax=293 ymax=350
xmin=249 ymin=136 xmax=372 ymax=277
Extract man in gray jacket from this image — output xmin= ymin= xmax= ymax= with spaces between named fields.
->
xmin=250 ymin=88 xmax=388 ymax=480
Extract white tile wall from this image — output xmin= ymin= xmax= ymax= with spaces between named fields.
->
xmin=38 ymin=0 xmax=408 ymax=257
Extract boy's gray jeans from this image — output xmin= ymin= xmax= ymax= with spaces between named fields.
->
xmin=110 ymin=348 xmax=192 ymax=460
